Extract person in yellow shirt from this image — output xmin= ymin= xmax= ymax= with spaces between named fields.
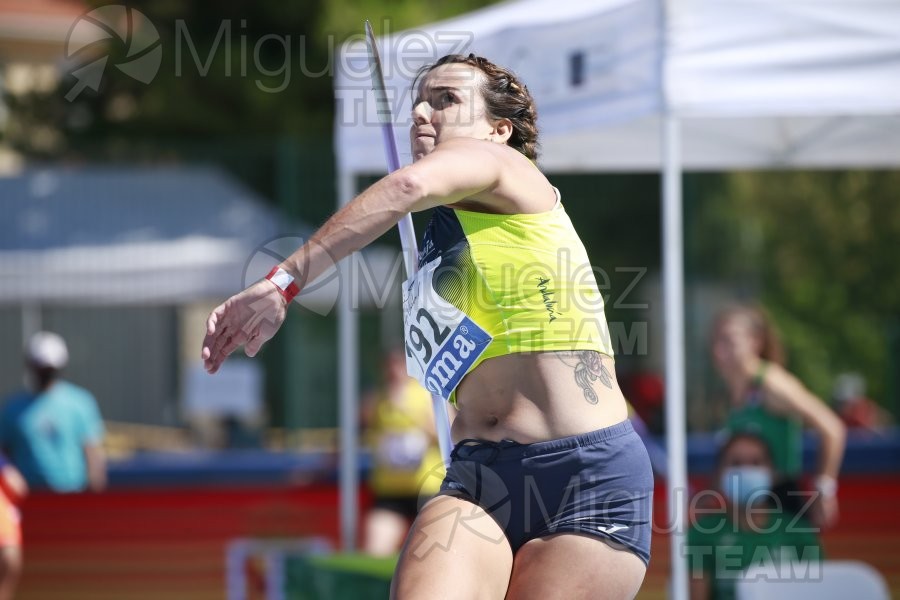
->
xmin=362 ymin=350 xmax=445 ymax=556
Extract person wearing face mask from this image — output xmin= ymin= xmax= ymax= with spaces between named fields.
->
xmin=687 ymin=432 xmax=823 ymax=600
xmin=201 ymin=54 xmax=653 ymax=599
xmin=0 ymin=332 xmax=106 ymax=493
xmin=711 ymin=304 xmax=845 ymax=528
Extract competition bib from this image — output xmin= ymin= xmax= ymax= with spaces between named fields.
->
xmin=402 ymin=256 xmax=492 ymax=400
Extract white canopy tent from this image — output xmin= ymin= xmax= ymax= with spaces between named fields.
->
xmin=334 ymin=0 xmax=900 ymax=594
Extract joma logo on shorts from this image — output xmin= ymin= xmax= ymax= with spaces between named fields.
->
xmin=597 ymin=524 xmax=628 ymax=535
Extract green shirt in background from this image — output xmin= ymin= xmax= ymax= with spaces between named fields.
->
xmin=686 ymin=512 xmax=822 ymax=600
xmin=726 ymin=404 xmax=803 ymax=477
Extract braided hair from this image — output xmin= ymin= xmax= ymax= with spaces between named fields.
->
xmin=414 ymin=54 xmax=540 ymax=160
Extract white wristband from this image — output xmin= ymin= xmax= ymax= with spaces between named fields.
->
xmin=265 ymin=266 xmax=299 ymax=303
xmin=814 ymin=474 xmax=838 ymax=497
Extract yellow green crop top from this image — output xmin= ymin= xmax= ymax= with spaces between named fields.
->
xmin=402 ymin=189 xmax=614 ymax=403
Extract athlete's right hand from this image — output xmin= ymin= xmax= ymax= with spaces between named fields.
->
xmin=201 ymin=279 xmax=288 ymax=374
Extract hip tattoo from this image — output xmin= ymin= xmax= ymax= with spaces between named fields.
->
xmin=554 ymin=351 xmax=613 ymax=404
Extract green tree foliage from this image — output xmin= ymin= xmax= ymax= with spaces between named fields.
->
xmin=692 ymin=171 xmax=900 ymax=408
xmin=319 ymin=0 xmax=504 ymax=41
xmin=4 ymin=0 xmax=500 ymax=154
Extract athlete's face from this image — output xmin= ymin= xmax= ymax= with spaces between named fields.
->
xmin=410 ymin=64 xmax=498 ymax=161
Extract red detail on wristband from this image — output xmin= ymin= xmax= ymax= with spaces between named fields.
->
xmin=266 ymin=266 xmax=300 ymax=303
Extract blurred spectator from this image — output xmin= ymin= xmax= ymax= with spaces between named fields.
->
xmin=0 ymin=457 xmax=27 ymax=600
xmin=361 ymin=350 xmax=445 ymax=557
xmin=621 ymin=371 xmax=665 ymax=435
xmin=0 ymin=332 xmax=106 ymax=493
xmin=687 ymin=432 xmax=822 ymax=600
xmin=711 ymin=304 xmax=845 ymax=528
xmin=832 ymin=372 xmax=894 ymax=433
xmin=626 ymin=404 xmax=669 ymax=479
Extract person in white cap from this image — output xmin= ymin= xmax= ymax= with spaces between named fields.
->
xmin=0 ymin=332 xmax=106 ymax=493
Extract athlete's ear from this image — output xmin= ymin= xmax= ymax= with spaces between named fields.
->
xmin=490 ymin=118 xmax=513 ymax=144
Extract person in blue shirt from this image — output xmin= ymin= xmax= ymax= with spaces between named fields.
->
xmin=0 ymin=332 xmax=106 ymax=493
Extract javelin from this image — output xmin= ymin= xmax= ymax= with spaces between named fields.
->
xmin=365 ymin=21 xmax=454 ymax=463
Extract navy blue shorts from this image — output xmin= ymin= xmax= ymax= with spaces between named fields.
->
xmin=439 ymin=420 xmax=653 ymax=565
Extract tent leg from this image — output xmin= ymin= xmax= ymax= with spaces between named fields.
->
xmin=337 ymin=170 xmax=359 ymax=552
xmin=662 ymin=115 xmax=689 ymax=600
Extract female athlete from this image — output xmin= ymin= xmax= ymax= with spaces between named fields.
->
xmin=202 ymin=54 xmax=653 ymax=599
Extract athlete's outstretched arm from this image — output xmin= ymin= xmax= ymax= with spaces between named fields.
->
xmin=201 ymin=139 xmax=503 ymax=374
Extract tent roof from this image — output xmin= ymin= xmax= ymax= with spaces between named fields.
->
xmin=334 ymin=0 xmax=900 ymax=175
xmin=1 ymin=167 xmax=290 ymax=252
xmin=0 ymin=167 xmax=298 ymax=304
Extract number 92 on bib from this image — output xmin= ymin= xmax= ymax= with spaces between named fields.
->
xmin=402 ymin=257 xmax=492 ymax=400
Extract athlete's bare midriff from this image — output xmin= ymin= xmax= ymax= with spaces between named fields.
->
xmin=451 ymin=351 xmax=629 ymax=444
